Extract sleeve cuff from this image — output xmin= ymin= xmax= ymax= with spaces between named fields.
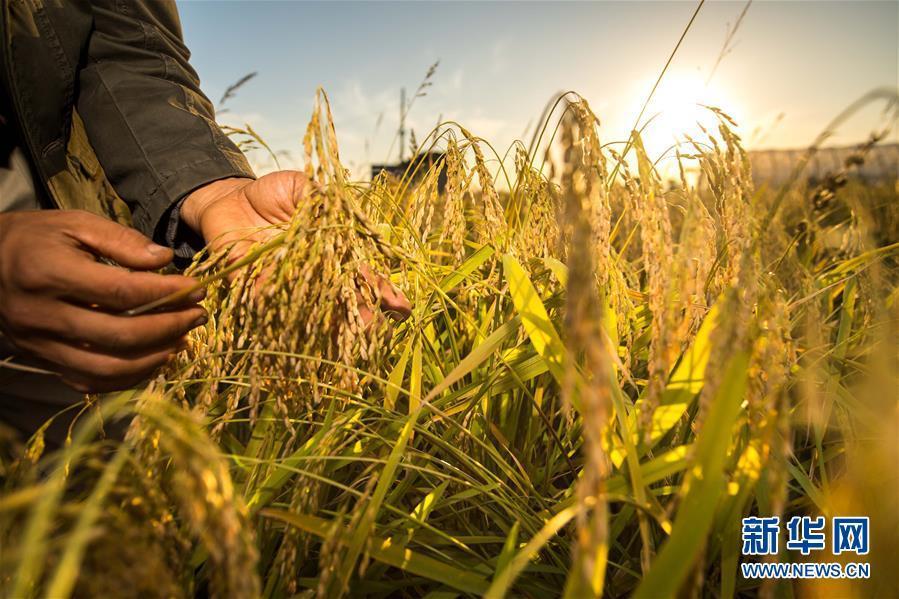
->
xmin=137 ymin=156 xmax=255 ymax=265
xmin=158 ymin=197 xmax=205 ymax=267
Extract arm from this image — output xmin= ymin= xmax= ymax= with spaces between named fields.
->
xmin=76 ymin=0 xmax=254 ymax=250
xmin=78 ymin=0 xmax=411 ymax=322
xmin=0 ymin=1 xmax=217 ymax=393
xmin=0 ymin=210 xmax=205 ymax=392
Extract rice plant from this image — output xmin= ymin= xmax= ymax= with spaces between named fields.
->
xmin=1 ymin=85 xmax=897 ymax=598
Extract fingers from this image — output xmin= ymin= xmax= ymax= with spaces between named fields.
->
xmin=6 ymin=296 xmax=205 ymax=392
xmin=221 ymin=228 xmax=278 ymax=269
xmin=358 ymin=264 xmax=412 ymax=322
xmin=376 ymin=276 xmax=412 ymax=320
xmin=53 ymin=304 xmax=207 ymax=353
xmin=59 ymin=210 xmax=174 ymax=270
xmin=61 ymin=343 xmax=186 ymax=393
xmin=56 ymin=255 xmax=200 ymax=312
xmin=244 ymin=170 xmax=315 ymax=222
xmin=355 ymin=288 xmax=375 ymax=328
xmin=17 ymin=335 xmax=187 ymax=394
xmin=0 ymin=210 xmax=204 ymax=394
xmin=206 ymin=227 xmax=278 ymax=285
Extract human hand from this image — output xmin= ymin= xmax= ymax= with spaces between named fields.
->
xmin=0 ymin=210 xmax=207 ymax=392
xmin=180 ymin=173 xmax=302 ymax=257
xmin=181 ymin=171 xmax=412 ymax=320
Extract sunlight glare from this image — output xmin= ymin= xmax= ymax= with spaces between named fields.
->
xmin=635 ymin=71 xmax=742 ymax=178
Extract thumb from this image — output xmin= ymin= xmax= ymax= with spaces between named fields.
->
xmin=64 ymin=211 xmax=174 ymax=270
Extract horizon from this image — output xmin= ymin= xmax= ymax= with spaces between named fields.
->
xmin=178 ymin=1 xmax=899 ymax=176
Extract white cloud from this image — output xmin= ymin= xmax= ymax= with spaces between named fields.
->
xmin=490 ymin=39 xmax=509 ymax=73
xmin=449 ymin=67 xmax=464 ymax=91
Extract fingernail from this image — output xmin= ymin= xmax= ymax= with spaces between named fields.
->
xmin=147 ymin=243 xmax=170 ymax=257
xmin=188 ymin=288 xmax=207 ymax=303
xmin=192 ymin=314 xmax=208 ymax=328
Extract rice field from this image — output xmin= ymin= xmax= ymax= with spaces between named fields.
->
xmin=1 ymin=85 xmax=897 ymax=598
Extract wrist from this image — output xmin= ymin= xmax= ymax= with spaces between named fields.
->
xmin=181 ymin=177 xmax=253 ymax=234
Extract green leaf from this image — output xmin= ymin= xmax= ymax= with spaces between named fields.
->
xmin=719 ymin=506 xmax=741 ymax=599
xmin=410 ymin=337 xmax=423 ymax=413
xmin=438 ymin=244 xmax=495 ymax=294
xmin=243 ymin=400 xmax=275 ymax=460
xmin=334 ymin=347 xmax=426 ymax=592
xmin=385 ymin=338 xmax=413 ymax=411
xmin=633 ymin=350 xmax=750 ymax=599
xmin=543 ymin=257 xmax=568 ymax=286
xmin=10 ymin=390 xmax=136 ymax=598
xmin=786 ymin=461 xmax=829 ymax=516
xmin=45 ymin=447 xmax=129 ymax=598
xmin=405 ymin=481 xmax=449 ymax=543
xmin=424 ymin=317 xmax=520 ymax=402
xmin=494 ymin=520 xmax=520 ymax=579
xmin=502 ymin=254 xmax=567 ymax=388
xmin=609 ymin=299 xmax=722 ymax=467
xmin=262 ymin=509 xmax=490 ymax=595
xmin=553 ymin=444 xmax=694 ymax=514
xmin=246 ymin=400 xmax=338 ymax=513
xmin=484 ymin=505 xmax=580 ymax=598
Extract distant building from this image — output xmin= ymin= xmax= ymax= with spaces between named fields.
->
xmin=748 ymin=143 xmax=898 ymax=187
xmin=371 ymin=151 xmax=448 ymax=193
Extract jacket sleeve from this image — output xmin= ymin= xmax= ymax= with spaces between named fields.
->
xmin=76 ymin=0 xmax=255 ymax=246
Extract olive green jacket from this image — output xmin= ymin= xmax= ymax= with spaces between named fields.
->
xmin=0 ymin=0 xmax=254 ymax=248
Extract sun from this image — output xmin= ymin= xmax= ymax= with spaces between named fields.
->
xmin=635 ymin=71 xmax=741 ymax=175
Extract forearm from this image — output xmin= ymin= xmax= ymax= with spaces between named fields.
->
xmin=78 ymin=0 xmax=254 ymax=246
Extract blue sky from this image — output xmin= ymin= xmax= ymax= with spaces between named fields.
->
xmin=178 ymin=1 xmax=898 ymax=175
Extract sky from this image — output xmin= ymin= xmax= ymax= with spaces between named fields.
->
xmin=177 ymin=1 xmax=899 ymax=176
